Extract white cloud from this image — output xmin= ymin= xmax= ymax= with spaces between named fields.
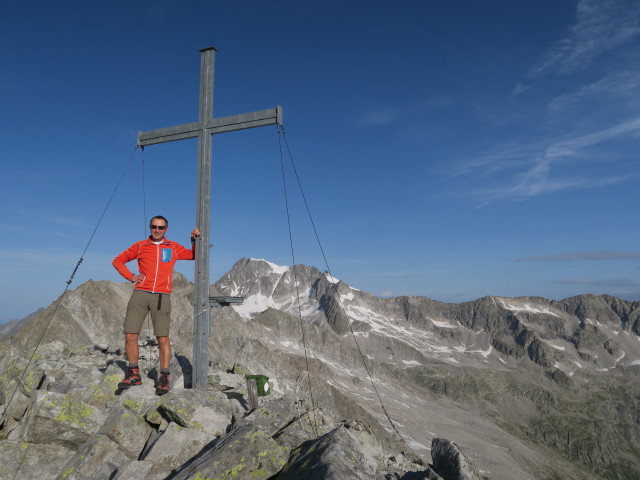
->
xmin=546 ymin=116 xmax=640 ymax=154
xmin=463 ymin=117 xmax=639 ymax=204
xmin=534 ymin=0 xmax=640 ymax=76
xmin=547 ymin=71 xmax=640 ymax=113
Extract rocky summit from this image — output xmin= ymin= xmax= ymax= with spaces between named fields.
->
xmin=1 ymin=257 xmax=639 ymax=480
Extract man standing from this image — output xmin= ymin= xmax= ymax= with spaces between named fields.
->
xmin=113 ymin=215 xmax=200 ymax=395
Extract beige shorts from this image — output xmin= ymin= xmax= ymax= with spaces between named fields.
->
xmin=124 ymin=290 xmax=172 ymax=337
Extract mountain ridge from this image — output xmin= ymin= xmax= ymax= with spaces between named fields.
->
xmin=1 ymin=257 xmax=639 ymax=479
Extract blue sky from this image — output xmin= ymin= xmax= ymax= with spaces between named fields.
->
xmin=1 ymin=0 xmax=639 ymax=323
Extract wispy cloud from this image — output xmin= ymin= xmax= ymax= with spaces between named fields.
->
xmin=547 ymin=70 xmax=640 ymax=114
xmin=51 ymin=217 xmax=83 ymax=227
xmin=546 ymin=116 xmax=640 ymax=154
xmin=358 ymin=108 xmax=400 ymax=127
xmin=517 ymin=251 xmax=640 ymax=262
xmin=498 ymin=158 xmax=629 ymax=199
xmin=511 ymin=83 xmax=532 ymax=97
xmin=533 ymin=0 xmax=640 ymax=77
xmin=463 ymin=117 xmax=638 ymax=204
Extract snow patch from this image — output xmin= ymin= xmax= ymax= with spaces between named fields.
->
xmin=474 ymin=346 xmax=493 ymax=357
xmin=233 ymin=293 xmax=272 ymax=319
xmin=340 ymin=292 xmax=355 ymax=302
xmin=251 ymin=258 xmax=290 ymax=275
xmin=326 ymin=273 xmax=340 ymax=284
xmin=497 ymin=300 xmax=560 ymax=317
xmin=431 ymin=319 xmax=457 ymax=329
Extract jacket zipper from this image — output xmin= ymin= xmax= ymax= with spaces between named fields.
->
xmin=153 ymin=243 xmax=160 ymax=292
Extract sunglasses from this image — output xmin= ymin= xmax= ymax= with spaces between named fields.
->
xmin=150 ymin=225 xmax=167 ymax=230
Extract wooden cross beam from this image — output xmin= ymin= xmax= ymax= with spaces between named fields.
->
xmin=138 ymin=47 xmax=282 ymax=389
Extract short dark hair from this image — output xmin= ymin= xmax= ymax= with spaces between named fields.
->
xmin=150 ymin=215 xmax=168 ymax=227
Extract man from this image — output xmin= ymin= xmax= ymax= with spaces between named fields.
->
xmin=113 ymin=215 xmax=200 ymax=395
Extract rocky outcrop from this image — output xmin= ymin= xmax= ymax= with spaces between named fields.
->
xmin=431 ymin=438 xmax=484 ymax=480
xmin=0 ymin=343 xmax=449 ymax=480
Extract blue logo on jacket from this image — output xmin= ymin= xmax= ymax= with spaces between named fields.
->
xmin=162 ymin=248 xmax=172 ymax=262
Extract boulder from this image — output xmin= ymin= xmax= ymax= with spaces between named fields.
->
xmin=144 ymin=422 xmax=216 ymax=479
xmin=144 ymin=388 xmax=232 ymax=437
xmin=431 ymin=438 xmax=483 ymax=480
xmin=168 ymin=397 xmax=312 ymax=480
xmin=273 ymin=425 xmax=377 ymax=480
xmin=56 ymin=433 xmax=124 ymax=480
xmin=22 ymin=391 xmax=106 ymax=449
xmin=0 ymin=354 xmax=45 ymax=436
xmin=112 ymin=460 xmax=154 ymax=479
xmin=0 ymin=441 xmax=74 ymax=480
xmin=99 ymin=404 xmax=155 ymax=458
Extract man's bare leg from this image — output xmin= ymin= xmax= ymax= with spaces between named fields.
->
xmin=125 ymin=333 xmax=140 ymax=365
xmin=157 ymin=336 xmax=171 ymax=369
xmin=156 ymin=336 xmax=171 ymax=395
xmin=118 ymin=333 xmax=142 ymax=389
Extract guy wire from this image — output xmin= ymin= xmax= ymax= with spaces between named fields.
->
xmin=277 ymin=125 xmax=416 ymax=455
xmin=1 ymin=145 xmax=141 ymax=426
xmin=277 ymin=125 xmax=319 ymax=438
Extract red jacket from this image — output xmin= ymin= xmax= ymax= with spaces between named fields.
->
xmin=113 ymin=237 xmax=195 ymax=294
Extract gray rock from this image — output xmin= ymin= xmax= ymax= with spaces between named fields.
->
xmin=3 ymin=389 xmax=31 ymax=438
xmin=169 ymin=421 xmax=288 ymax=479
xmin=168 ymin=397 xmax=311 ymax=480
xmin=57 ymin=433 xmax=125 ymax=479
xmin=273 ymin=425 xmax=376 ymax=480
xmin=117 ymin=382 xmax=160 ymax=414
xmin=208 ymin=370 xmax=246 ymax=391
xmin=99 ymin=404 xmax=154 ymax=458
xmin=144 ymin=388 xmax=232 ymax=437
xmin=431 ymin=438 xmax=483 ymax=480
xmin=22 ymin=391 xmax=106 ymax=449
xmin=112 ymin=460 xmax=154 ymax=479
xmin=399 ymin=470 xmax=444 ymax=480
xmin=81 ymin=361 xmax=125 ymax=410
xmin=0 ymin=440 xmax=74 ymax=480
xmin=144 ymin=422 xmax=216 ymax=478
xmin=0 ymin=354 xmax=45 ymax=433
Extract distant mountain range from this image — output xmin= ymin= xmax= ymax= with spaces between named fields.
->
xmin=1 ymin=258 xmax=639 ymax=479
xmin=0 ymin=308 xmax=43 ymax=338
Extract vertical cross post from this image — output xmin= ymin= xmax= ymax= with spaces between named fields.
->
xmin=194 ymin=48 xmax=214 ymax=392
xmin=138 ymin=47 xmax=282 ymax=389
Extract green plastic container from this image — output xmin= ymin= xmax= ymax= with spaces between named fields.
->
xmin=245 ymin=374 xmax=271 ymax=396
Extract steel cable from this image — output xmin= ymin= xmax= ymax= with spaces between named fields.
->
xmin=277 ymin=126 xmax=319 ymax=437
xmin=1 ymin=145 xmax=140 ymax=427
xmin=277 ymin=125 xmax=416 ymax=454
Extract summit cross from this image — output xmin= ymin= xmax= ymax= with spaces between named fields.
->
xmin=138 ymin=47 xmax=282 ymax=389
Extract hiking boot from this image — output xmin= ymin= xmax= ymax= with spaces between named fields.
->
xmin=155 ymin=372 xmax=170 ymax=396
xmin=118 ymin=367 xmax=142 ymax=389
